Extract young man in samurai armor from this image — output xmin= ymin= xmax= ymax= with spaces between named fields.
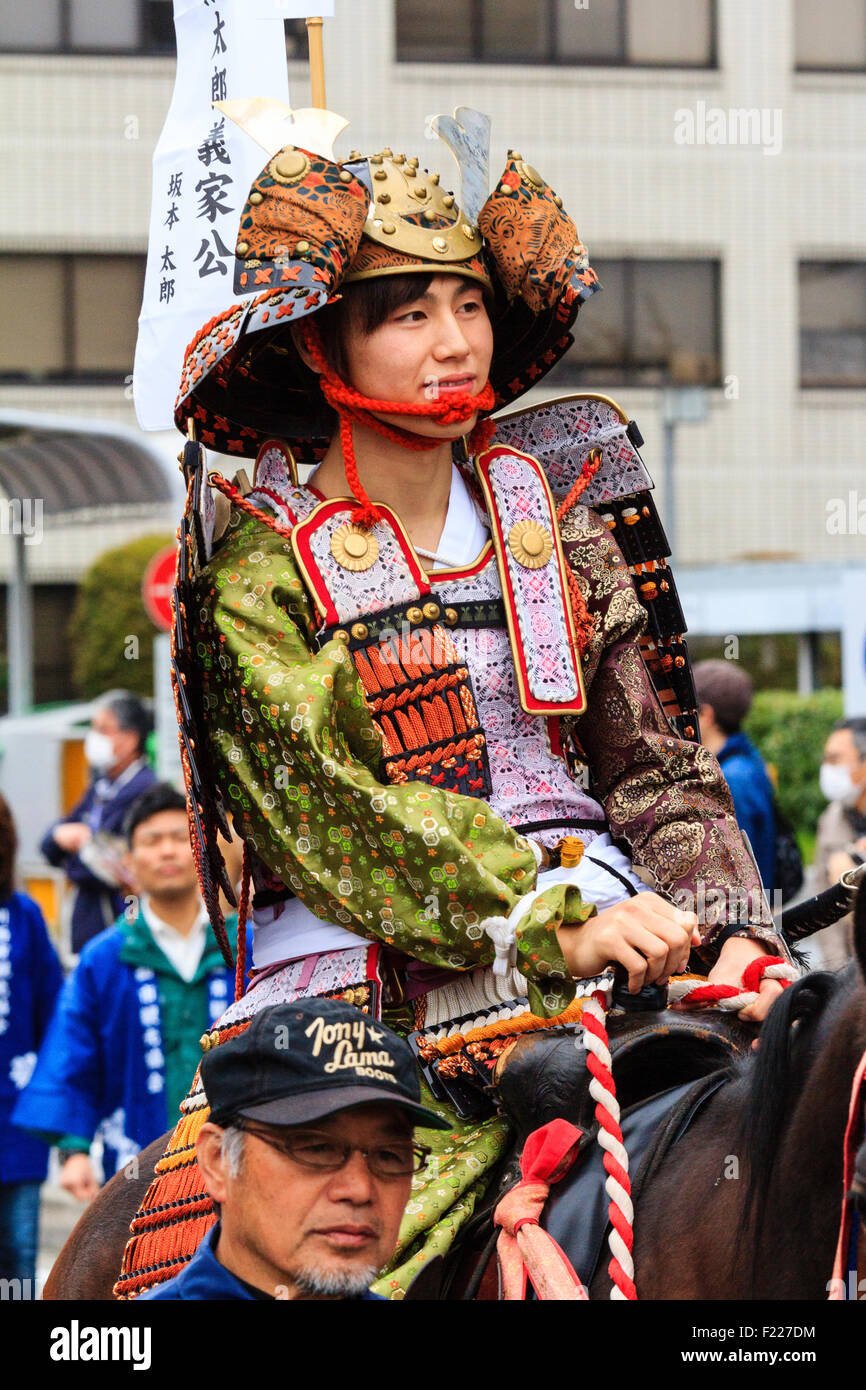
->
xmin=118 ymin=105 xmax=792 ymax=1299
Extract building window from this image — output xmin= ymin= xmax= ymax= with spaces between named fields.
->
xmin=800 ymin=262 xmax=866 ymax=386
xmin=396 ymin=0 xmax=716 ymax=68
xmin=0 ymin=2 xmax=306 ymax=57
xmin=545 ymin=258 xmax=722 ymax=389
xmin=0 ymin=255 xmax=146 ymax=380
xmin=794 ymin=0 xmax=866 ymax=71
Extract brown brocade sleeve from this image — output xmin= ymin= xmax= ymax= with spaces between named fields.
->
xmin=559 ymin=505 xmax=788 ymax=967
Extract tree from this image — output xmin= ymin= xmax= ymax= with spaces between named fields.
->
xmin=69 ymin=534 xmax=174 ymax=699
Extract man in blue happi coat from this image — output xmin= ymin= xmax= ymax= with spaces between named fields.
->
xmin=15 ymin=783 xmax=240 ymax=1199
xmin=40 ymin=691 xmax=158 ymax=954
xmin=0 ymin=789 xmax=64 ymax=1284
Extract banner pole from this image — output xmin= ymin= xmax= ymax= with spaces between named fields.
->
xmin=305 ymin=17 xmax=326 ymax=108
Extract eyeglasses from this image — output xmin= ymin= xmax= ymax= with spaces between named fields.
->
xmin=233 ymin=1119 xmax=432 ymax=1179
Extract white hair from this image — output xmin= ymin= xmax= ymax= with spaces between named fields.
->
xmin=219 ymin=1125 xmax=246 ymax=1178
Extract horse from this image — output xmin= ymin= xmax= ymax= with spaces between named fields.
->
xmin=43 ymin=884 xmax=866 ymax=1301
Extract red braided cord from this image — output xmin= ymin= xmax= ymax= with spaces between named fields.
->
xmin=583 ymin=991 xmax=637 ymax=1300
xmin=301 ymin=321 xmax=496 ymax=528
xmin=681 ymin=955 xmax=792 ymax=1007
xmin=208 ymin=474 xmax=297 ymax=541
xmin=554 ymin=447 xmax=603 ymax=657
xmin=555 ymin=447 xmax=604 ymax=523
xmin=742 ymin=954 xmax=788 ymax=992
xmin=234 ymin=846 xmax=250 ymax=1003
xmin=564 ymin=566 xmax=594 ymax=656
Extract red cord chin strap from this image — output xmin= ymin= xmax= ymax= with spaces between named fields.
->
xmin=301 ymin=320 xmax=497 ymax=528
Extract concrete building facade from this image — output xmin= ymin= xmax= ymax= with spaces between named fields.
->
xmin=0 ymin=0 xmax=863 ymax=579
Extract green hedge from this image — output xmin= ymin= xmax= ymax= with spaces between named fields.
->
xmin=744 ymin=689 xmax=844 ymax=847
xmin=70 ymin=534 xmax=174 ymax=699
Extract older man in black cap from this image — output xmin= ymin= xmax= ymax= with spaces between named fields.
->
xmin=140 ymin=998 xmax=447 ymax=1301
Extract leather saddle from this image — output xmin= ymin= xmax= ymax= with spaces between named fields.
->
xmin=416 ymin=1006 xmax=753 ymax=1299
xmin=495 ymin=1003 xmax=754 ymax=1142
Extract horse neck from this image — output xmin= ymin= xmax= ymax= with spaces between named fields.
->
xmin=752 ymin=986 xmax=866 ymax=1291
xmin=783 ymin=986 xmax=866 ymax=1168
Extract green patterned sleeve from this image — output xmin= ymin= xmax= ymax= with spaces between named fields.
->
xmin=194 ymin=508 xmax=590 ymax=1015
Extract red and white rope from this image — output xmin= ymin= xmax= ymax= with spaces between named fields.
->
xmin=666 ymin=956 xmax=797 ymax=1011
xmin=570 ymin=954 xmax=796 ymax=1301
xmin=579 ymin=977 xmax=636 ymax=1300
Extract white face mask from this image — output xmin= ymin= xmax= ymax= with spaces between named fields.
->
xmin=819 ymin=761 xmax=862 ymax=807
xmin=85 ymin=729 xmax=116 ymax=773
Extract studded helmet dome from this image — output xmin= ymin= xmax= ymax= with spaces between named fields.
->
xmin=176 ymin=104 xmax=599 ymax=465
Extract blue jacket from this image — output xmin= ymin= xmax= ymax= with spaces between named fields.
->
xmin=12 ymin=911 xmax=237 ymax=1181
xmin=140 ymin=1225 xmax=385 ymax=1300
xmin=717 ymin=732 xmax=776 ymax=894
xmin=40 ymin=760 xmax=157 ymax=952
xmin=0 ymin=893 xmax=64 ymax=1183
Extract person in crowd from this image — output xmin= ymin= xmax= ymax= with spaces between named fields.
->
xmin=0 ymin=792 xmax=64 ymax=1285
xmin=40 ymin=691 xmax=157 ymax=954
xmin=15 ymin=783 xmax=238 ymax=1200
xmin=810 ymin=717 xmax=866 ymax=969
xmin=140 ymin=998 xmax=448 ymax=1301
xmin=693 ymin=660 xmax=776 ymax=894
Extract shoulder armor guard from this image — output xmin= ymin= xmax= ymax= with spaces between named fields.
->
xmin=494 ymin=394 xmax=699 ymax=742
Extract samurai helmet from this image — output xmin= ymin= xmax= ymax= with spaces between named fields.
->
xmin=176 ymin=103 xmax=599 ymax=465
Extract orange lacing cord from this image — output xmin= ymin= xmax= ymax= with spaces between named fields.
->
xmin=385 ymin=731 xmax=485 ymax=780
xmin=302 ymin=321 xmax=497 ymax=528
xmin=418 ymin=993 xmax=586 ymax=1060
xmin=208 ymin=473 xmax=297 ymax=541
xmin=555 ymin=446 xmax=604 ymax=655
xmin=366 ymin=666 xmax=466 ymax=715
xmin=555 ymin=447 xmax=603 ymax=523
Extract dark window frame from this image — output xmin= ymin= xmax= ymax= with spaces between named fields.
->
xmin=0 ymin=4 xmax=307 ymax=59
xmin=396 ymin=0 xmax=718 ymax=70
xmin=549 ymin=256 xmax=723 ymax=390
xmin=0 ymin=251 xmax=147 ymax=383
xmin=794 ymin=0 xmax=866 ymax=72
xmin=799 ymin=258 xmax=866 ymax=389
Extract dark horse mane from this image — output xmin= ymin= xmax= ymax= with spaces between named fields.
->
xmin=739 ymin=967 xmax=852 ymax=1213
xmin=742 ymin=878 xmax=866 ymax=1233
xmin=732 ymin=951 xmax=864 ymax=1296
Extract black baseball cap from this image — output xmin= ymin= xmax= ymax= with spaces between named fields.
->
xmin=202 ymin=998 xmax=450 ymax=1131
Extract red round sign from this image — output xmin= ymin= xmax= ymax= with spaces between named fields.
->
xmin=142 ymin=545 xmax=177 ymax=632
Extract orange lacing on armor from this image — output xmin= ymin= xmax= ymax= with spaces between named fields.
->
xmin=349 ymin=619 xmax=482 ymax=761
xmin=179 ymin=289 xmax=278 ymax=384
xmin=365 ymin=666 xmax=467 ymax=715
xmin=394 ymin=705 xmax=427 ymax=747
xmin=208 ymin=473 xmax=297 ymax=541
xmin=418 ymin=994 xmax=586 ymax=1061
xmin=385 ymin=732 xmax=486 ymax=785
xmin=181 ymin=307 xmax=236 ymax=366
xmin=302 ymin=321 xmax=497 ymax=528
xmin=115 ymin=1015 xmax=257 ymax=1298
xmin=378 ymin=714 xmax=402 ymax=757
xmin=555 ymin=446 xmax=604 ymax=655
xmin=353 ymin=647 xmax=393 ymax=694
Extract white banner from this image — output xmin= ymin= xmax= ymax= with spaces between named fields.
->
xmin=134 ymin=0 xmax=292 ymax=431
